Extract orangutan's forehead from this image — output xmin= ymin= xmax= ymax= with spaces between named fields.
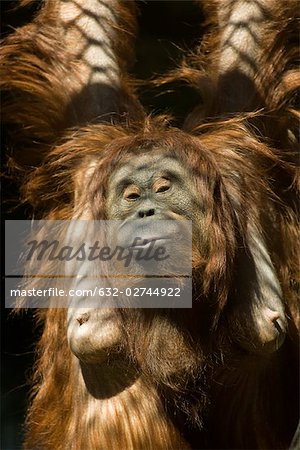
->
xmin=110 ymin=152 xmax=188 ymax=186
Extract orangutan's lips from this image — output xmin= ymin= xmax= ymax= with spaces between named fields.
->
xmin=129 ymin=237 xmax=171 ymax=249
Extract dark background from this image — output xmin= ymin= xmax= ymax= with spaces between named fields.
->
xmin=1 ymin=1 xmax=204 ymax=449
